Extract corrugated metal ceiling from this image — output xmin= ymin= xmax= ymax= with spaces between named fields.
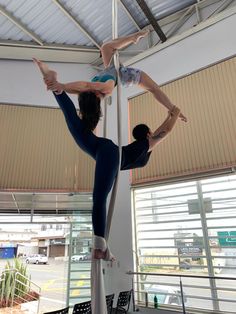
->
xmin=0 ymin=192 xmax=92 ymax=215
xmin=121 ymin=0 xmax=197 ymax=26
xmin=0 ymin=0 xmax=234 ymax=63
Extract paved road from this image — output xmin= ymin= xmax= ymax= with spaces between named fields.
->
xmin=1 ymin=259 xmax=236 ymax=313
xmin=0 ymin=258 xmax=91 ymax=313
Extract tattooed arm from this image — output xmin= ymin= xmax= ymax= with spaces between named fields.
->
xmin=148 ymin=106 xmax=180 ymax=152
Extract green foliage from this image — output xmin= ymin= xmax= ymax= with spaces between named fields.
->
xmin=0 ymin=258 xmax=30 ymax=305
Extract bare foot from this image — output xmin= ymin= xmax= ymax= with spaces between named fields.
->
xmin=134 ymin=29 xmax=150 ymax=44
xmin=93 ymin=249 xmax=106 ymax=260
xmin=33 ymin=58 xmax=57 ymax=82
xmin=92 ymin=248 xmax=116 ymax=261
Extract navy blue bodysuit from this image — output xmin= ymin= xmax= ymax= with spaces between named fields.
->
xmin=54 ymin=92 xmax=151 ymax=237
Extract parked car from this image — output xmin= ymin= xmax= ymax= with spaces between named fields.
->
xmin=81 ymin=252 xmax=91 ymax=261
xmin=26 ymin=254 xmax=48 ymax=264
xmin=71 ymin=254 xmax=84 ymax=262
xmin=71 ymin=253 xmax=91 ymax=262
xmin=179 ymin=261 xmax=191 ymax=270
xmin=146 ymin=284 xmax=187 ymax=306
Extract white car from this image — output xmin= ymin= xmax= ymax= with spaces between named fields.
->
xmin=146 ymin=284 xmax=187 ymax=306
xmin=71 ymin=254 xmax=84 ymax=262
xmin=26 ymin=254 xmax=48 ymax=264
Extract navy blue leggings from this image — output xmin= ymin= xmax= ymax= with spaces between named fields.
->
xmin=54 ymin=92 xmax=119 ymax=237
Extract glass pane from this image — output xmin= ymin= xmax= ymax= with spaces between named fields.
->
xmin=0 ymin=192 xmax=93 ymax=313
xmin=133 ymin=174 xmax=236 ymax=313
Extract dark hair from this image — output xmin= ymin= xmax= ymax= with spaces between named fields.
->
xmin=78 ymin=92 xmax=101 ymax=131
xmin=132 ymin=124 xmax=150 ymax=141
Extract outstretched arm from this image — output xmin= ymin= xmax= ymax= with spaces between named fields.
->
xmin=148 ymin=106 xmax=180 ymax=151
xmin=50 ymin=80 xmax=115 ymax=95
xmin=33 ymin=58 xmax=115 ymax=96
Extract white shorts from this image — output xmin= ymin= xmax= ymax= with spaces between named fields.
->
xmin=92 ymin=64 xmax=142 ymax=87
xmin=119 ymin=65 xmax=142 ymax=87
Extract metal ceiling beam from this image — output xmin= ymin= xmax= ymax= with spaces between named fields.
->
xmin=0 ymin=39 xmax=99 ymax=52
xmin=119 ymin=0 xmax=141 ymax=30
xmin=166 ymin=6 xmax=195 ymax=38
xmin=0 ymin=4 xmax=44 ymax=45
xmin=195 ymin=3 xmax=201 ymax=23
xmin=12 ymin=193 xmax=20 ymax=214
xmin=0 ymin=200 xmax=92 ymax=204
xmin=52 ymin=0 xmax=101 ymax=49
xmin=0 ymin=40 xmax=99 ymax=62
xmin=207 ymin=0 xmax=234 ymax=18
xmin=125 ymin=3 xmax=236 ymax=66
xmin=135 ymin=0 xmax=167 ymax=42
xmin=167 ymin=0 xmax=235 ymax=36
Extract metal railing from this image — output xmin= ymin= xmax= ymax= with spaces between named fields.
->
xmin=0 ymin=268 xmax=41 ymax=313
xmin=0 ymin=272 xmax=6 ymax=303
xmin=127 ymin=271 xmax=236 ymax=314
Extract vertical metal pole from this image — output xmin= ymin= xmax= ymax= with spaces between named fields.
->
xmin=132 ymin=189 xmax=142 ymax=305
xmin=197 ymin=181 xmax=219 ymax=311
xmin=31 ymin=194 xmax=34 ymax=223
xmin=66 ymin=222 xmax=73 ymax=307
xmin=112 ymin=0 xmax=122 ymax=148
xmin=145 ymin=292 xmax=148 ymax=307
xmin=0 ymin=273 xmax=5 ymax=304
xmin=105 ymin=0 xmax=122 ymax=240
xmin=179 ymin=276 xmax=186 ymax=314
xmin=131 ymin=282 xmax=136 ymax=312
xmin=112 ymin=0 xmax=118 ymax=40
xmin=37 ymin=288 xmax=41 ymax=314
xmin=11 ymin=271 xmax=16 ymax=308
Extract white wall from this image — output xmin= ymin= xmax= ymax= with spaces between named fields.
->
xmin=127 ymin=13 xmax=236 ymax=97
xmin=104 ymin=13 xmax=236 ymax=296
xmin=0 ymin=60 xmax=96 ymax=107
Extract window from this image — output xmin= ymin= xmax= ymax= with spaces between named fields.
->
xmin=68 ymin=213 xmax=92 ymax=307
xmin=133 ymin=174 xmax=236 ymax=313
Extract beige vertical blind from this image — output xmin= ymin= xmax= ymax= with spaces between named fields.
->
xmin=129 ymin=56 xmax=236 ymax=185
xmin=0 ymin=105 xmax=94 ymax=191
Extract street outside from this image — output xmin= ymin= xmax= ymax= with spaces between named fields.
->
xmin=1 ymin=259 xmax=236 ymax=313
xmin=0 ymin=258 xmax=90 ymax=314
xmin=141 ymin=269 xmax=236 ymax=313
